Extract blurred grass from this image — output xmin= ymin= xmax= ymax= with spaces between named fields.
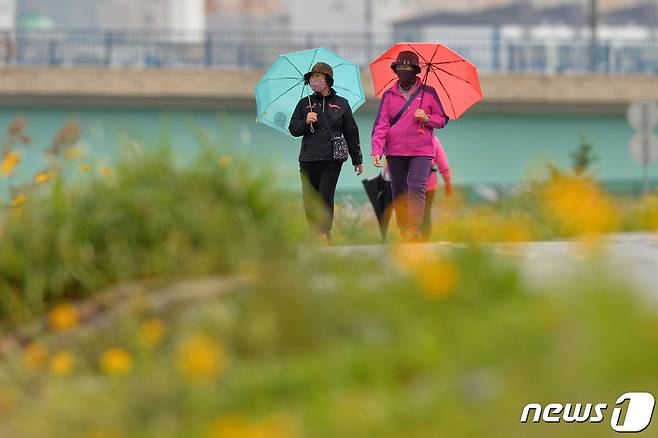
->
xmin=0 ymin=245 xmax=656 ymax=437
xmin=0 ymin=145 xmax=308 ymax=321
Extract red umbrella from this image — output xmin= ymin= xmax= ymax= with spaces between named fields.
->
xmin=369 ymin=42 xmax=483 ymax=120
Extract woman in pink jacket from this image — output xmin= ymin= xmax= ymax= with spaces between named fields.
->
xmin=422 ymin=136 xmax=452 ymax=241
xmin=384 ymin=136 xmax=452 ymax=242
xmin=372 ymin=51 xmax=449 ymax=242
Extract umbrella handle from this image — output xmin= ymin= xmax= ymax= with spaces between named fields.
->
xmin=307 ymin=94 xmax=315 ymax=134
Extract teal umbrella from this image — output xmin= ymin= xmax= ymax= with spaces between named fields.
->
xmin=255 ymin=47 xmax=366 ymax=137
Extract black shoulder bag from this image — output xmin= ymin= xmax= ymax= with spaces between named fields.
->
xmin=389 ymin=86 xmax=424 ymax=127
xmin=319 ymin=102 xmax=349 ymax=162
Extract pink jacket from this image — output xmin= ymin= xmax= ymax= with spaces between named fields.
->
xmin=371 ymin=79 xmax=449 ymax=158
xmin=427 ymin=136 xmax=451 ymax=191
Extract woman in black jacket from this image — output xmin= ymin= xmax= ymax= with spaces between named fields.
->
xmin=289 ymin=62 xmax=364 ymax=243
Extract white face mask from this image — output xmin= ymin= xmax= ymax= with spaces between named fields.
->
xmin=310 ymin=77 xmax=327 ymax=93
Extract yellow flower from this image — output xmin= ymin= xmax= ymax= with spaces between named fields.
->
xmin=392 ymin=244 xmax=427 ymax=270
xmin=544 ymin=175 xmax=618 ymax=237
xmin=79 ymin=164 xmax=93 ymax=172
xmin=138 ymin=318 xmax=166 ymax=346
xmin=34 ymin=171 xmax=54 ymax=184
xmin=10 ymin=194 xmax=27 ymax=207
xmin=392 ymin=245 xmax=459 ymax=299
xmin=100 ymin=348 xmax=133 ymax=375
xmin=83 ymin=432 xmax=123 ymax=438
xmin=176 ymin=335 xmax=225 ymax=383
xmin=0 ymin=151 xmax=21 ymax=177
xmin=415 ymin=257 xmax=459 ymax=299
xmin=64 ymin=145 xmax=87 ymax=160
xmin=207 ymin=414 xmax=296 ymax=438
xmin=99 ymin=166 xmax=114 ymax=176
xmin=217 ymin=155 xmax=232 ymax=167
xmin=49 ymin=351 xmax=75 ymax=376
xmin=48 ymin=303 xmax=80 ymax=332
xmin=23 ymin=342 xmax=48 ymax=371
xmin=0 ymin=390 xmax=16 ymax=414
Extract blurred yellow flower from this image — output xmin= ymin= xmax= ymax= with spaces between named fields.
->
xmin=207 ymin=414 xmax=296 ymax=438
xmin=10 ymin=194 xmax=27 ymax=207
xmin=0 ymin=389 xmax=16 ymax=414
xmin=218 ymin=155 xmax=232 ymax=167
xmin=23 ymin=342 xmax=48 ymax=371
xmin=544 ymin=175 xmax=618 ymax=236
xmin=392 ymin=245 xmax=459 ymax=299
xmin=176 ymin=335 xmax=225 ymax=383
xmin=34 ymin=171 xmax=54 ymax=184
xmin=415 ymin=258 xmax=459 ymax=299
xmin=48 ymin=303 xmax=80 ymax=332
xmin=138 ymin=318 xmax=166 ymax=346
xmin=500 ymin=216 xmax=534 ymax=242
xmin=83 ymin=432 xmax=123 ymax=438
xmin=99 ymin=166 xmax=114 ymax=176
xmin=1 ymin=151 xmax=21 ymax=177
xmin=49 ymin=351 xmax=75 ymax=376
xmin=392 ymin=244 xmax=427 ymax=270
xmin=100 ymin=348 xmax=133 ymax=375
xmin=64 ymin=145 xmax=87 ymax=160
xmin=79 ymin=164 xmax=93 ymax=172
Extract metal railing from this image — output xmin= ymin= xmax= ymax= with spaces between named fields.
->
xmin=0 ymin=29 xmax=657 ymax=74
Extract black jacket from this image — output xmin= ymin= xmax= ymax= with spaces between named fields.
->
xmin=289 ymin=89 xmax=363 ymax=165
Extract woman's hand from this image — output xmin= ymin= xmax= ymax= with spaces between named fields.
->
xmin=354 ymin=164 xmax=364 ymax=175
xmin=373 ymin=155 xmax=383 ymax=168
xmin=415 ymin=109 xmax=429 ymax=123
xmin=444 ymin=180 xmax=453 ymax=197
xmin=306 ymin=112 xmax=318 ymax=124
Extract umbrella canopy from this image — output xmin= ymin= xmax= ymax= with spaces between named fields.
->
xmin=369 ymin=42 xmax=483 ymax=120
xmin=255 ymin=48 xmax=366 ymax=137
xmin=362 ymin=173 xmax=393 ymax=241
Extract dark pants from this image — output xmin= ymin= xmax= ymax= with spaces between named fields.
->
xmin=421 ymin=189 xmax=436 ymax=241
xmin=300 ymin=160 xmax=342 ymax=238
xmin=386 ymin=155 xmax=433 ymax=238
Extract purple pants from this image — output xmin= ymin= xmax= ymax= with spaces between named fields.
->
xmin=386 ymin=155 xmax=433 ymax=236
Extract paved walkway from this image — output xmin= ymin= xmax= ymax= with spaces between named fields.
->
xmin=327 ymin=232 xmax=658 ymax=304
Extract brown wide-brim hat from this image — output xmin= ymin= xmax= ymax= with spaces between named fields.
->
xmin=303 ymin=62 xmax=334 ymax=85
xmin=391 ymin=50 xmax=422 ymax=74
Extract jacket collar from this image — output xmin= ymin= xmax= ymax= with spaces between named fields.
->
xmin=389 ymin=78 xmax=422 ymax=97
xmin=312 ymin=87 xmax=336 ymax=99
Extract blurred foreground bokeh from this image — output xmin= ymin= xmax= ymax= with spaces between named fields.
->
xmin=0 ymin=121 xmax=657 ymax=437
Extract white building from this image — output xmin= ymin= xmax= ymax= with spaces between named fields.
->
xmin=0 ymin=0 xmax=15 ymax=30
xmin=167 ymin=0 xmax=205 ymax=33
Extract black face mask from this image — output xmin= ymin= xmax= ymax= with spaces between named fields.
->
xmin=396 ymin=70 xmax=417 ymax=90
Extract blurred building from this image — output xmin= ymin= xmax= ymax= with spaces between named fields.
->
xmin=394 ymin=1 xmax=658 ymax=73
xmin=17 ymin=0 xmax=205 ymax=33
xmin=18 ymin=0 xmax=100 ymax=29
xmin=0 ymin=0 xmax=15 ymax=30
xmin=205 ymin=0 xmax=288 ymax=33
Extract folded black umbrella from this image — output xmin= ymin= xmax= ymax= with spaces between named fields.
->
xmin=362 ymin=173 xmax=393 ymax=241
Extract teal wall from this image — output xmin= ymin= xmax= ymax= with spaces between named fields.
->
xmin=1 ymin=107 xmax=656 ymax=200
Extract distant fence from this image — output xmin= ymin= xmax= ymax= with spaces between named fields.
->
xmin=1 ymin=29 xmax=657 ymax=74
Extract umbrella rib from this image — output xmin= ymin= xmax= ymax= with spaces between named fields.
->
xmin=429 ymin=69 xmax=457 ymax=119
xmin=427 ymin=44 xmax=441 ymax=65
xmin=433 ymin=66 xmax=480 ymax=95
xmin=307 ymin=48 xmax=320 ymax=75
xmin=259 ymin=79 xmax=304 ymax=116
xmin=258 ymin=76 xmax=303 ymax=83
xmin=433 ymin=60 xmax=467 ymax=65
xmin=281 ymin=55 xmax=304 ymax=77
xmin=405 ymin=43 xmax=431 ymax=67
